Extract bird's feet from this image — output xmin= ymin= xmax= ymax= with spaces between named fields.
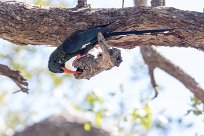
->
xmin=95 ymin=44 xmax=100 ymax=49
xmin=61 ymin=67 xmax=81 ymax=74
xmin=72 ymin=54 xmax=84 ymax=66
xmin=72 ymin=45 xmax=100 ymax=67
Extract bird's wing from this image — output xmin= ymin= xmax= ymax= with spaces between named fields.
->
xmin=62 ymin=26 xmax=108 ymax=54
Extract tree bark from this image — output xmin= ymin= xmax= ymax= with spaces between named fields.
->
xmin=1 ymin=1 xmax=204 ymax=51
xmin=141 ymin=46 xmax=204 ymax=103
xmin=0 ymin=64 xmax=28 ymax=93
xmin=151 ymin=0 xmax=165 ymax=6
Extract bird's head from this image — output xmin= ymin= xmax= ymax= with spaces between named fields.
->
xmin=48 ymin=46 xmax=68 ymax=73
xmin=48 ymin=46 xmax=82 ymax=74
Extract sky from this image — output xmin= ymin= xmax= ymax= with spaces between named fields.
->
xmin=86 ymin=0 xmax=204 ymax=12
xmin=1 ymin=0 xmax=204 ymax=136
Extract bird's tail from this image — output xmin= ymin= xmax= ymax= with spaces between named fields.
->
xmin=106 ymin=29 xmax=172 ymax=37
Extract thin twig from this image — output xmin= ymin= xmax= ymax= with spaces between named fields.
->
xmin=140 ymin=46 xmax=204 ymax=103
xmin=122 ymin=0 xmax=125 ymax=8
xmin=0 ymin=64 xmax=29 ymax=94
xmin=76 ymin=0 xmax=90 ymax=8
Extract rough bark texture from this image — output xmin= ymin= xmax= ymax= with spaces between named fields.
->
xmin=151 ymin=0 xmax=165 ymax=7
xmin=1 ymin=1 xmax=204 ymax=51
xmin=13 ymin=115 xmax=113 ymax=136
xmin=0 ymin=64 xmax=28 ymax=93
xmin=74 ymin=33 xmax=122 ymax=79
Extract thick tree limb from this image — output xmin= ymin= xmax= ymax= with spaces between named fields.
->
xmin=13 ymin=115 xmax=113 ymax=136
xmin=1 ymin=1 xmax=204 ymax=51
xmin=140 ymin=46 xmax=204 ymax=103
xmin=0 ymin=64 xmax=28 ymax=93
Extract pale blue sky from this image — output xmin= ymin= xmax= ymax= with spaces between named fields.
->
xmin=87 ymin=0 xmax=204 ymax=12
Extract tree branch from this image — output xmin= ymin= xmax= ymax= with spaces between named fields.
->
xmin=140 ymin=46 xmax=204 ymax=103
xmin=0 ymin=64 xmax=28 ymax=93
xmin=138 ymin=0 xmax=162 ymax=98
xmin=76 ymin=0 xmax=90 ymax=9
xmin=151 ymin=0 xmax=165 ymax=7
xmin=1 ymin=1 xmax=204 ymax=51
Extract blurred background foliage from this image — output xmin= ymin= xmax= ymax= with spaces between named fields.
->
xmin=0 ymin=0 xmax=204 ymax=136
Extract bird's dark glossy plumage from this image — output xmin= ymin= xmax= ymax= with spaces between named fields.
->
xmin=48 ymin=24 xmax=172 ymax=74
xmin=48 ymin=46 xmax=68 ymax=73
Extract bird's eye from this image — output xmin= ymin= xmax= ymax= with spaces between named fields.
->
xmin=58 ymin=60 xmax=62 ymax=64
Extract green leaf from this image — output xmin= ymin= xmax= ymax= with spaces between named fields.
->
xmin=86 ymin=92 xmax=104 ymax=107
xmin=84 ymin=122 xmax=92 ymax=131
xmin=132 ymin=109 xmax=138 ymax=121
xmin=144 ymin=104 xmax=151 ymax=115
xmin=95 ymin=95 xmax=103 ymax=105
xmin=86 ymin=94 xmax=95 ymax=107
xmin=95 ymin=112 xmax=103 ymax=127
xmin=141 ymin=104 xmax=152 ymax=130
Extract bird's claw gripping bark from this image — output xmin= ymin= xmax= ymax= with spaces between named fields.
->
xmin=61 ymin=67 xmax=81 ymax=74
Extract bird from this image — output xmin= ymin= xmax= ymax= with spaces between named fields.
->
xmin=48 ymin=24 xmax=172 ymax=74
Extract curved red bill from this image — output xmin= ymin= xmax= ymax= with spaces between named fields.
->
xmin=61 ymin=67 xmax=81 ymax=74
